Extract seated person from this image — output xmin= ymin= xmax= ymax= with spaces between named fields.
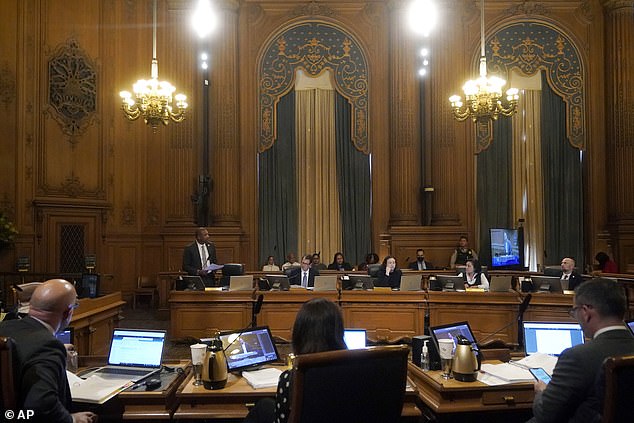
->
xmin=287 ymin=255 xmax=320 ymax=288
xmin=560 ymin=257 xmax=583 ymax=291
xmin=311 ymin=253 xmax=327 ymax=271
xmin=243 ymin=298 xmax=347 ymax=423
xmin=408 ymin=249 xmax=434 ymax=270
xmin=282 ymin=253 xmax=301 ymax=271
xmin=595 ymin=251 xmax=618 ymax=274
xmin=357 ymin=252 xmax=379 ymax=272
xmin=463 ymin=259 xmax=489 ymax=290
xmin=327 ymin=252 xmax=353 ymax=271
xmin=0 ymin=279 xmax=97 ymax=423
xmin=375 ymin=256 xmax=402 ymax=289
xmin=262 ymin=255 xmax=280 ymax=272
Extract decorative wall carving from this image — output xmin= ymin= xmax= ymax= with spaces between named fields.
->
xmin=488 ymin=22 xmax=585 ymax=149
xmin=46 ymin=39 xmax=97 ymax=143
xmin=0 ymin=62 xmax=15 ymax=108
xmin=121 ymin=202 xmax=136 ymax=226
xmin=259 ymin=22 xmax=369 ymax=153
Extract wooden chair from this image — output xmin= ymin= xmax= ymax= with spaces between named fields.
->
xmin=11 ymin=282 xmax=43 ymax=311
xmin=0 ymin=337 xmax=17 ymax=410
xmin=288 ymin=345 xmax=409 ymax=423
xmin=601 ymin=355 xmax=634 ymax=423
xmin=132 ymin=276 xmax=157 ymax=309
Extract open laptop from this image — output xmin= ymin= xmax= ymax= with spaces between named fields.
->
xmin=229 ymin=275 xmax=253 ymax=291
xmin=430 ymin=321 xmax=480 ymax=358
xmin=88 ymin=329 xmax=166 ymax=382
xmin=313 ymin=275 xmax=337 ymax=291
xmin=344 ymin=329 xmax=367 ymax=349
xmin=522 ymin=321 xmax=585 ymax=356
xmin=219 ymin=326 xmax=280 ymax=372
xmin=489 ymin=275 xmax=512 ymax=292
xmin=399 ymin=274 xmax=422 ymax=291
xmin=627 ymin=319 xmax=634 ymax=335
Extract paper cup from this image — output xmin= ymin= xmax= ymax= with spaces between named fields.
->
xmin=437 ymin=339 xmax=455 ymax=359
xmin=190 ymin=343 xmax=207 ymax=365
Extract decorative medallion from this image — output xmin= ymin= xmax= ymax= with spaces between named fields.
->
xmin=47 ymin=39 xmax=97 ymax=141
xmin=259 ymin=22 xmax=369 ymax=153
xmin=487 ymin=22 xmax=585 ymax=149
xmin=0 ymin=62 xmax=16 ymax=108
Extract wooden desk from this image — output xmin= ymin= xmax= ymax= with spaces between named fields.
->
xmin=71 ymin=292 xmax=126 ymax=356
xmin=408 ymin=362 xmax=534 ymax=422
xmin=173 ymin=365 xmax=420 ymax=421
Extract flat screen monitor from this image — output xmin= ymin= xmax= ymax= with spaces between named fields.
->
xmin=435 ymin=275 xmax=464 ymax=291
xmin=78 ymin=273 xmax=99 ymax=298
xmin=489 ymin=228 xmax=523 ymax=269
xmin=625 ymin=319 xmax=634 ymax=336
xmin=342 ymin=275 xmax=374 ymax=290
xmin=344 ymin=329 xmax=367 ymax=349
xmin=55 ymin=327 xmax=74 ymax=344
xmin=430 ymin=321 xmax=480 ymax=357
xmin=265 ymin=275 xmax=290 ymax=291
xmin=522 ymin=321 xmax=585 ymax=356
xmin=219 ymin=326 xmax=280 ymax=372
xmin=531 ymin=276 xmax=564 ymax=293
xmin=176 ymin=276 xmax=205 ymax=291
xmin=222 ymin=263 xmax=244 ymax=276
xmin=367 ymin=264 xmax=382 ymax=278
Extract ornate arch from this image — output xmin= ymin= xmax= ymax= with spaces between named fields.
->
xmin=487 ymin=22 xmax=585 ymax=150
xmin=258 ymin=21 xmax=369 ymax=153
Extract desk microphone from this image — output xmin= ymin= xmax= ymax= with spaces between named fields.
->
xmin=477 ymin=294 xmax=532 ymax=348
xmin=251 ymin=294 xmax=264 ymax=328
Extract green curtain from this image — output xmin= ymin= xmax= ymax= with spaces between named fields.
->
xmin=477 ymin=118 xmax=513 ymax=266
xmin=335 ymin=93 xmax=371 ymax=266
xmin=541 ymin=73 xmax=584 ymax=267
xmin=258 ymin=91 xmax=297 ymax=266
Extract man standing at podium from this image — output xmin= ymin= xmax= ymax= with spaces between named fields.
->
xmin=529 ymin=278 xmax=634 ymax=422
xmin=183 ymin=227 xmax=217 ymax=285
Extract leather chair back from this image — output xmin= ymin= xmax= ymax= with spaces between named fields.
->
xmin=0 ymin=336 xmax=17 ymax=410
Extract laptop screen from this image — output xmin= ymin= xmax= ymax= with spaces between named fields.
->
xmin=220 ymin=326 xmax=280 ymax=371
xmin=107 ymin=329 xmax=166 ymax=368
xmin=430 ymin=321 xmax=479 ymax=354
xmin=55 ymin=327 xmax=73 ymax=344
xmin=625 ymin=319 xmax=634 ymax=335
xmin=522 ymin=321 xmax=585 ymax=356
xmin=344 ymin=329 xmax=367 ymax=349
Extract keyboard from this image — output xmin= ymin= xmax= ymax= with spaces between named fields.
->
xmin=96 ymin=367 xmax=152 ymax=376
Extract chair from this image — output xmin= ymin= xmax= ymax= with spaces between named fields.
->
xmin=0 ymin=337 xmax=17 ymax=410
xmin=288 ymin=345 xmax=409 ymax=423
xmin=601 ymin=355 xmax=634 ymax=423
xmin=11 ymin=282 xmax=43 ymax=311
xmin=132 ymin=276 xmax=157 ymax=309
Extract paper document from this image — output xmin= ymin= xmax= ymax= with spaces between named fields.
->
xmin=480 ymin=363 xmax=534 ymax=382
xmin=69 ymin=371 xmax=134 ymax=404
xmin=514 ymin=353 xmax=558 ymax=375
xmin=241 ymin=368 xmax=283 ymax=389
xmin=204 ymin=263 xmax=224 ymax=272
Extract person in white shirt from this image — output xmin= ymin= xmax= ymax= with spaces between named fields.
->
xmin=281 ymin=253 xmax=300 ymax=271
xmin=262 ymin=255 xmax=280 ymax=272
xmin=463 ymin=259 xmax=489 ymax=290
xmin=289 ymin=255 xmax=319 ymax=288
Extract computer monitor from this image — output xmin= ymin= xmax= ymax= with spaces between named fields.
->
xmin=220 ymin=264 xmax=244 ymax=286
xmin=176 ymin=276 xmax=205 ymax=291
xmin=344 ymin=329 xmax=367 ymax=349
xmin=55 ymin=327 xmax=74 ymax=344
xmin=367 ymin=264 xmax=382 ymax=278
xmin=78 ymin=273 xmax=99 ymax=298
xmin=219 ymin=326 xmax=280 ymax=372
xmin=625 ymin=319 xmax=634 ymax=336
xmin=429 ymin=321 xmax=479 ymax=357
xmin=531 ymin=276 xmax=563 ymax=293
xmin=265 ymin=275 xmax=290 ymax=291
xmin=435 ymin=275 xmax=464 ymax=292
xmin=342 ymin=275 xmax=374 ymax=290
xmin=522 ymin=321 xmax=585 ymax=356
xmin=489 ymin=228 xmax=523 ymax=269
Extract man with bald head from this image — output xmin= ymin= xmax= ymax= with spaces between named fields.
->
xmin=0 ymin=279 xmax=97 ymax=423
xmin=560 ymin=257 xmax=583 ymax=291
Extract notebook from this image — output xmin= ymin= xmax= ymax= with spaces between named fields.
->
xmin=522 ymin=321 xmax=585 ymax=356
xmin=89 ymin=329 xmax=166 ymax=382
xmin=219 ymin=326 xmax=280 ymax=372
xmin=229 ymin=275 xmax=254 ymax=291
xmin=626 ymin=319 xmax=634 ymax=335
xmin=399 ymin=274 xmax=422 ymax=291
xmin=313 ymin=275 xmax=337 ymax=291
xmin=344 ymin=329 xmax=367 ymax=349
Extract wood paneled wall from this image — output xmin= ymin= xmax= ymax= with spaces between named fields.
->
xmin=0 ymin=0 xmax=631 ymax=299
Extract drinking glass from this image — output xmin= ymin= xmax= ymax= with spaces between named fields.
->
xmin=190 ymin=343 xmax=207 ymax=386
xmin=437 ymin=339 xmax=455 ymax=380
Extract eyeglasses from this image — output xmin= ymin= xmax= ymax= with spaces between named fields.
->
xmin=70 ymin=300 xmax=80 ymax=309
xmin=568 ymin=304 xmax=591 ymax=317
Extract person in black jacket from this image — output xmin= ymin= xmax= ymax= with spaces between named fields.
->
xmin=0 ymin=279 xmax=97 ymax=423
xmin=375 ymin=255 xmax=402 ymax=289
xmin=560 ymin=257 xmax=583 ymax=291
xmin=327 ymin=252 xmax=353 ymax=271
xmin=408 ymin=249 xmax=434 ymax=270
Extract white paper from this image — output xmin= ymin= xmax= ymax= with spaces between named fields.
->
xmin=69 ymin=372 xmax=134 ymax=404
xmin=480 ymin=363 xmax=534 ymax=382
xmin=515 ymin=353 xmax=558 ymax=375
xmin=241 ymin=368 xmax=282 ymax=389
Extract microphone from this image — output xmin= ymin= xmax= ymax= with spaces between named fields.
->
xmin=254 ymin=294 xmax=264 ymax=315
xmin=517 ymin=294 xmax=532 ymax=320
xmin=405 ymin=257 xmax=410 ymax=263
xmin=477 ymin=294 xmax=532 ymax=348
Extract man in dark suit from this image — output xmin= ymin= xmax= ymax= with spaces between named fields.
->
xmin=288 ymin=255 xmax=320 ymax=288
xmin=0 ymin=279 xmax=97 ymax=423
xmin=560 ymin=257 xmax=583 ymax=291
xmin=529 ymin=278 xmax=634 ymax=423
xmin=408 ymin=249 xmax=434 ymax=270
xmin=182 ymin=227 xmax=217 ymax=286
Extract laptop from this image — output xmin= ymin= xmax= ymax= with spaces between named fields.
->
xmin=266 ymin=274 xmax=290 ymax=291
xmin=489 ymin=275 xmax=512 ymax=292
xmin=626 ymin=319 xmax=634 ymax=335
xmin=522 ymin=321 xmax=585 ymax=356
xmin=229 ymin=275 xmax=254 ymax=291
xmin=531 ymin=276 xmax=564 ymax=293
xmin=342 ymin=275 xmax=374 ymax=290
xmin=313 ymin=275 xmax=337 ymax=291
xmin=56 ymin=327 xmax=74 ymax=344
xmin=89 ymin=329 xmax=166 ymax=382
xmin=430 ymin=321 xmax=480 ymax=357
xmin=399 ymin=274 xmax=422 ymax=291
xmin=344 ymin=329 xmax=367 ymax=349
xmin=219 ymin=326 xmax=280 ymax=372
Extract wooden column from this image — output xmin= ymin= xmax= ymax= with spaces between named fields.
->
xmin=387 ymin=0 xmax=421 ymax=226
xmin=210 ymin=0 xmax=240 ymax=226
xmin=603 ymin=0 xmax=634 ymax=266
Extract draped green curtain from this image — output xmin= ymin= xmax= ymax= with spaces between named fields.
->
xmin=541 ymin=73 xmax=584 ymax=267
xmin=335 ymin=93 xmax=371 ymax=265
xmin=258 ymin=91 xmax=297 ymax=266
xmin=477 ymin=118 xmax=513 ymax=266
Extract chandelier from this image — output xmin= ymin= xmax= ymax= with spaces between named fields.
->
xmin=449 ymin=0 xmax=518 ymax=124
xmin=119 ymin=0 xmax=187 ymax=130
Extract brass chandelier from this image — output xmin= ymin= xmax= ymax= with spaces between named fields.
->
xmin=449 ymin=0 xmax=518 ymax=124
xmin=120 ymin=0 xmax=187 ymax=129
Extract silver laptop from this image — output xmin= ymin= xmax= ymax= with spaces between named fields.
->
xmin=89 ymin=329 xmax=166 ymax=382
xmin=229 ymin=275 xmax=254 ymax=291
xmin=489 ymin=275 xmax=512 ymax=292
xmin=313 ymin=275 xmax=337 ymax=291
xmin=399 ymin=274 xmax=422 ymax=291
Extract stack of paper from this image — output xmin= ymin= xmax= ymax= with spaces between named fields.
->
xmin=68 ymin=372 xmax=134 ymax=404
xmin=480 ymin=363 xmax=534 ymax=382
xmin=479 ymin=353 xmax=559 ymax=385
xmin=241 ymin=368 xmax=283 ymax=389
